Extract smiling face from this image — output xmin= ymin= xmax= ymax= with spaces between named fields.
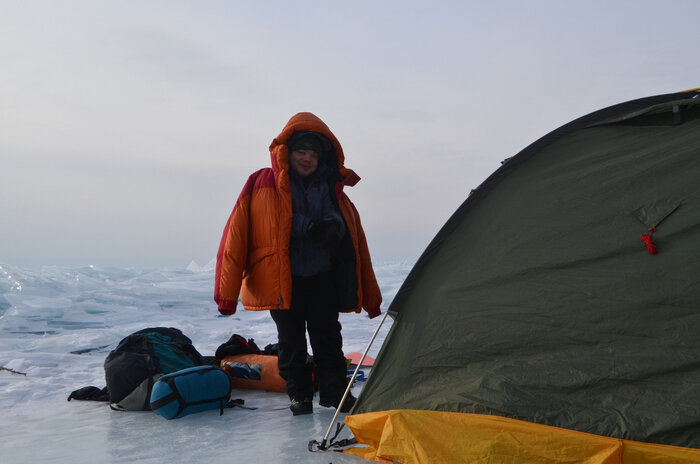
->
xmin=289 ymin=149 xmax=320 ymax=177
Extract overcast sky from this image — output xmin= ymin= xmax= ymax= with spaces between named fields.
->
xmin=2 ymin=1 xmax=699 ymax=268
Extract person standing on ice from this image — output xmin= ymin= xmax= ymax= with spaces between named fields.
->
xmin=214 ymin=112 xmax=382 ymax=416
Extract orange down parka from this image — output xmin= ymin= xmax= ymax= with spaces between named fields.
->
xmin=214 ymin=112 xmax=382 ymax=317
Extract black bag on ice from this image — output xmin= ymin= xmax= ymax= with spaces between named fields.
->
xmin=104 ymin=327 xmax=204 ymax=411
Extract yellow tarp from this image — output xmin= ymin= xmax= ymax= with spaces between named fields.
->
xmin=344 ymin=410 xmax=700 ymax=464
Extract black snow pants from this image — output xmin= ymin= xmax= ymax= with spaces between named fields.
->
xmin=270 ymin=272 xmax=347 ymax=403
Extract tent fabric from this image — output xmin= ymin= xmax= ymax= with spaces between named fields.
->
xmin=344 ymin=410 xmax=700 ymax=464
xmin=347 ymin=90 xmax=700 ymax=461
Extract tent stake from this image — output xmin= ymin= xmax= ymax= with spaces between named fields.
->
xmin=310 ymin=311 xmax=390 ymax=452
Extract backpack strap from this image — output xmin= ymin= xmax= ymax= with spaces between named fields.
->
xmin=67 ymin=386 xmax=110 ymax=402
xmin=224 ymin=398 xmax=257 ymax=411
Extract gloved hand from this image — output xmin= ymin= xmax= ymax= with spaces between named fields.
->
xmin=307 ymin=220 xmax=342 ymax=247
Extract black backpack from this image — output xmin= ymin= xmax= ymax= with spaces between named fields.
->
xmin=104 ymin=327 xmax=204 ymax=410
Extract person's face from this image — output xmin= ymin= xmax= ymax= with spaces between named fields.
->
xmin=289 ymin=149 xmax=319 ymax=177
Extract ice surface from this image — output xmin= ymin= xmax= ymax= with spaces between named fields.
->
xmin=0 ymin=261 xmax=412 ymax=463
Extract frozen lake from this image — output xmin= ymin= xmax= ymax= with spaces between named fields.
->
xmin=0 ymin=261 xmax=411 ymax=463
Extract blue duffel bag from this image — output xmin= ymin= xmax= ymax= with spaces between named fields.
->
xmin=150 ymin=365 xmax=233 ymax=419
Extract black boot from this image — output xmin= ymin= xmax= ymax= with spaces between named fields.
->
xmin=320 ymin=392 xmax=356 ymax=413
xmin=290 ymin=397 xmax=313 ymax=416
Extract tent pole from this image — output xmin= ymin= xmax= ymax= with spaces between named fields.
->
xmin=313 ymin=311 xmax=390 ymax=451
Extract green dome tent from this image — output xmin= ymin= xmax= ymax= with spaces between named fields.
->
xmin=344 ymin=89 xmax=700 ymax=463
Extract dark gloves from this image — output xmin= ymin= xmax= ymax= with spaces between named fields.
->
xmin=214 ymin=334 xmax=261 ymax=365
xmin=307 ymin=220 xmax=342 ymax=247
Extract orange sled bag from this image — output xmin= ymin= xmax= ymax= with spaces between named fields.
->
xmin=221 ymin=354 xmax=286 ymax=393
